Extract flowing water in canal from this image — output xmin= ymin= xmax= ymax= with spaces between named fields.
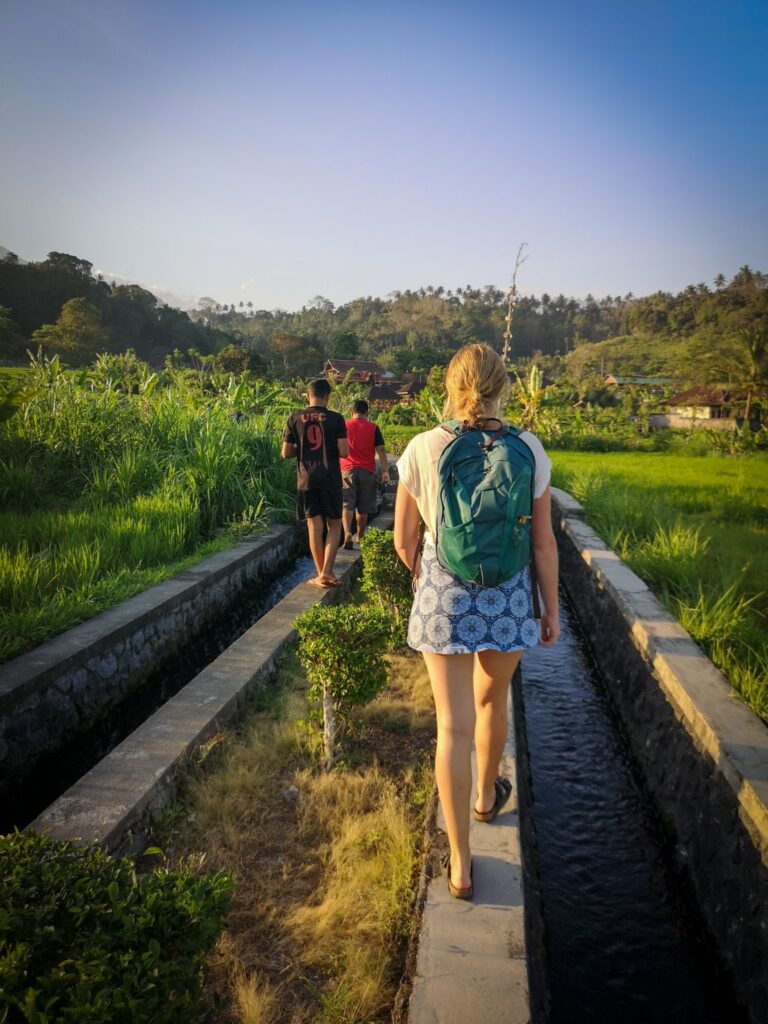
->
xmin=518 ymin=590 xmax=746 ymax=1024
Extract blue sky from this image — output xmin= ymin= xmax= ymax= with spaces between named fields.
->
xmin=1 ymin=0 xmax=766 ymax=310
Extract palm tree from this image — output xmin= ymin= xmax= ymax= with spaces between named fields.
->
xmin=735 ymin=326 xmax=768 ymax=421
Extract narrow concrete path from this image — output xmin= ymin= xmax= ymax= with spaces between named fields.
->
xmin=407 ymin=686 xmax=529 ymax=1024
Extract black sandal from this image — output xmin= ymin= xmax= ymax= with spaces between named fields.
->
xmin=441 ymin=852 xmax=473 ymax=900
xmin=474 ymin=776 xmax=512 ymax=822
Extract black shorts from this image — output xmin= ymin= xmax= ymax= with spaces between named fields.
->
xmin=296 ymin=488 xmax=343 ymax=521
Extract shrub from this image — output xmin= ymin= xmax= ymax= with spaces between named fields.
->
xmin=360 ymin=528 xmax=413 ymax=646
xmin=294 ymin=604 xmax=391 ymax=769
xmin=378 ymin=424 xmax=422 ymax=456
xmin=0 ymin=832 xmax=233 ymax=1023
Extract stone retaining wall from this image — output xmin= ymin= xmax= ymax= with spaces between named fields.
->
xmin=30 ymin=520 xmax=383 ymax=856
xmin=551 ymin=488 xmax=768 ymax=1023
xmin=0 ymin=526 xmax=299 ymax=806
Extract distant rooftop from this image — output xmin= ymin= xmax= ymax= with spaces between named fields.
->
xmin=368 ymin=384 xmax=402 ymax=402
xmin=323 ymin=358 xmax=387 ymax=376
xmin=604 ymin=374 xmax=675 ymax=386
xmin=668 ymin=385 xmax=727 ymax=407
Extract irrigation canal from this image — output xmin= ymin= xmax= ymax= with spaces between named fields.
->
xmin=3 ymin=555 xmax=315 ymax=833
xmin=10 ymin=543 xmax=750 ymax=1020
xmin=518 ymin=589 xmax=745 ymax=1023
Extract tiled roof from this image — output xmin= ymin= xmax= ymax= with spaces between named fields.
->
xmin=323 ymin=359 xmax=386 ymax=375
xmin=668 ymin=385 xmax=727 ymax=407
xmin=368 ymin=384 xmax=401 ymax=401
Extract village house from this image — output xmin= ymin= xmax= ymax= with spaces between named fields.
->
xmin=321 ymin=358 xmax=427 ymax=411
xmin=367 ymin=383 xmax=402 ymax=411
xmin=648 ymin=384 xmax=765 ymax=431
xmin=397 ymin=380 xmax=426 ymax=404
xmin=322 ymin=358 xmax=388 ymax=384
xmin=668 ymin=385 xmax=731 ymax=419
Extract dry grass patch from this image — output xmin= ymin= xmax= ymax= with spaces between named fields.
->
xmin=153 ymin=648 xmax=435 ymax=1024
xmin=356 ymin=653 xmax=435 ymax=736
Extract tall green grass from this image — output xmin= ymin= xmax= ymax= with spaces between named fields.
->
xmin=551 ymin=452 xmax=768 ymax=719
xmin=0 ymin=361 xmax=296 ymax=661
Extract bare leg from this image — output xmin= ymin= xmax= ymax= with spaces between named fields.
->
xmin=473 ymin=650 xmax=522 ymax=814
xmin=342 ymin=507 xmax=355 ymax=544
xmin=422 ymin=651 xmax=475 ymax=890
xmin=356 ymin=511 xmax=369 ymax=539
xmin=321 ymin=517 xmax=343 ymax=580
xmin=306 ymin=515 xmax=325 ymax=577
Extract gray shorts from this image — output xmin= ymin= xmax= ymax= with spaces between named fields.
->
xmin=342 ymin=467 xmax=377 ymax=515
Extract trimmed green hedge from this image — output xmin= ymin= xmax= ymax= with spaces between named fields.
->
xmin=379 ymin=425 xmax=423 ymax=455
xmin=360 ymin=528 xmax=413 ymax=646
xmin=0 ymin=833 xmax=233 ymax=1023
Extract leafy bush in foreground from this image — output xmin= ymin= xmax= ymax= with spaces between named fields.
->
xmin=294 ymin=604 xmax=391 ymax=770
xmin=360 ymin=528 xmax=413 ymax=646
xmin=0 ymin=832 xmax=233 ymax=1023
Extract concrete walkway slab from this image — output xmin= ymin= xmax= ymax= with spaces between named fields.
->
xmin=408 ymin=686 xmax=529 ymax=1024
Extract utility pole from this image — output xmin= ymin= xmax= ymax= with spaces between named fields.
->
xmin=502 ymin=243 xmax=528 ymax=366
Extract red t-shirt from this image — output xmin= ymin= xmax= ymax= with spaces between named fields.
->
xmin=340 ymin=418 xmax=384 ymax=474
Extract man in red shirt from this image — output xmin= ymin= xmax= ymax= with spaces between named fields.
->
xmin=341 ymin=399 xmax=389 ymax=549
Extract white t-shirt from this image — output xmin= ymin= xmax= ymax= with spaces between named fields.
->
xmin=397 ymin=425 xmax=552 ymax=542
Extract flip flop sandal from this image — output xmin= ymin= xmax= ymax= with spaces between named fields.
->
xmin=306 ymin=578 xmax=332 ymax=590
xmin=441 ymin=852 xmax=473 ymax=900
xmin=474 ymin=776 xmax=513 ymax=823
xmin=321 ymin=575 xmax=343 ymax=587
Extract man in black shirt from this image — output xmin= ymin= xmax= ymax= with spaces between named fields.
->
xmin=282 ymin=378 xmax=348 ymax=589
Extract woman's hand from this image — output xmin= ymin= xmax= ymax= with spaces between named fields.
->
xmin=539 ymin=610 xmax=560 ymax=647
xmin=412 ymin=552 xmax=421 ymax=582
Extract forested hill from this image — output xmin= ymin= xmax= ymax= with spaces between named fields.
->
xmin=0 ymin=249 xmax=765 ymax=380
xmin=0 ymin=252 xmax=232 ymax=367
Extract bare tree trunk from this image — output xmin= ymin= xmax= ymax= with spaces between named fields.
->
xmin=322 ymin=681 xmax=336 ymax=771
xmin=502 ymin=243 xmax=529 ymax=367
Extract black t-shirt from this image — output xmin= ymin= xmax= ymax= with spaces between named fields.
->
xmin=283 ymin=407 xmax=347 ymax=492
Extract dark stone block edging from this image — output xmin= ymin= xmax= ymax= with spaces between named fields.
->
xmin=0 ymin=526 xmax=300 ymax=804
xmin=551 ymin=487 xmax=768 ymax=1024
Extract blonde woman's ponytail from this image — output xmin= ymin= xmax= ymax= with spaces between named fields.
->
xmin=444 ymin=344 xmax=509 ymax=424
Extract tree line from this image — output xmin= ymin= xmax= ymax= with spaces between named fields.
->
xmin=0 ymin=249 xmax=765 ymax=387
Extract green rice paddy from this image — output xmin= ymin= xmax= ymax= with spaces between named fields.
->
xmin=551 ymin=451 xmax=768 ymax=718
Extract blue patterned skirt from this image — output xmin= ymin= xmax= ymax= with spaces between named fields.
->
xmin=407 ymin=538 xmax=540 ymax=655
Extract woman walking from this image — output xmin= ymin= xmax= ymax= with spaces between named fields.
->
xmin=394 ymin=344 xmax=559 ymax=899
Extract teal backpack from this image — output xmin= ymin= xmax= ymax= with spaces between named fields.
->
xmin=435 ymin=420 xmax=538 ymax=596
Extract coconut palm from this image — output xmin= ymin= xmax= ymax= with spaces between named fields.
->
xmin=734 ymin=326 xmax=768 ymax=420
